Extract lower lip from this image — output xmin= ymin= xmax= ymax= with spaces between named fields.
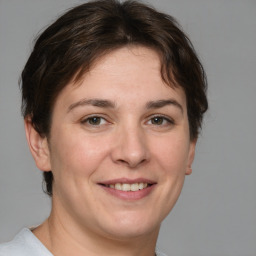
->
xmin=100 ymin=185 xmax=156 ymax=201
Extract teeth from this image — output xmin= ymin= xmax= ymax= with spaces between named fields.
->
xmin=115 ymin=183 xmax=122 ymax=190
xmin=122 ymin=183 xmax=130 ymax=191
xmin=138 ymin=183 xmax=144 ymax=190
xmin=108 ymin=183 xmax=149 ymax=192
xmin=131 ymin=183 xmax=138 ymax=191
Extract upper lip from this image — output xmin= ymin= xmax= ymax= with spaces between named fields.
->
xmin=98 ymin=178 xmax=156 ymax=185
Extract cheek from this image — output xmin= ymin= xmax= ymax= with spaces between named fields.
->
xmin=49 ymin=129 xmax=112 ymax=205
xmin=152 ymin=135 xmax=190 ymax=176
xmin=49 ymin=128 xmax=111 ymax=177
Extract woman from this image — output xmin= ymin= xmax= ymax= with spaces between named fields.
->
xmin=0 ymin=0 xmax=208 ymax=255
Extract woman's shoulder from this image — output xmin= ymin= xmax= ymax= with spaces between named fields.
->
xmin=156 ymin=247 xmax=169 ymax=256
xmin=0 ymin=229 xmax=168 ymax=256
xmin=0 ymin=228 xmax=52 ymax=256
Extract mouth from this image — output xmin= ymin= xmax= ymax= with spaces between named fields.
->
xmin=98 ymin=179 xmax=156 ymax=200
xmin=100 ymin=182 xmax=152 ymax=192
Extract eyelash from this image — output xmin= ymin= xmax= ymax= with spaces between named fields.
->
xmin=146 ymin=115 xmax=174 ymax=126
xmin=81 ymin=114 xmax=174 ymax=127
xmin=80 ymin=116 xmax=108 ymax=126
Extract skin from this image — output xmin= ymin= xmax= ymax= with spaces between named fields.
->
xmin=25 ymin=46 xmax=196 ymax=256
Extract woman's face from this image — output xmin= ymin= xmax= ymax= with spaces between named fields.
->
xmin=42 ymin=46 xmax=195 ymax=239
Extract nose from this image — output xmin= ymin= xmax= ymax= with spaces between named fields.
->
xmin=111 ymin=125 xmax=149 ymax=168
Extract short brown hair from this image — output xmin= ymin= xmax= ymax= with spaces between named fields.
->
xmin=21 ymin=0 xmax=208 ymax=196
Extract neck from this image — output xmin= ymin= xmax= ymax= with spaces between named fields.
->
xmin=33 ymin=208 xmax=159 ymax=256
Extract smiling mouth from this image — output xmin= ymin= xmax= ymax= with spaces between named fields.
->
xmin=100 ymin=183 xmax=152 ymax=192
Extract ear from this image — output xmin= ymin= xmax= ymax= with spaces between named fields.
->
xmin=24 ymin=117 xmax=51 ymax=172
xmin=186 ymin=139 xmax=197 ymax=175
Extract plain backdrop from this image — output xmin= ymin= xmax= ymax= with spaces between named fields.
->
xmin=0 ymin=0 xmax=255 ymax=255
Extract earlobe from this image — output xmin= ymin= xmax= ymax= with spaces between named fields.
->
xmin=24 ymin=118 xmax=51 ymax=171
xmin=186 ymin=167 xmax=192 ymax=175
xmin=186 ymin=139 xmax=197 ymax=176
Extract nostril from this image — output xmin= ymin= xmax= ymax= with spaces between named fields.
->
xmin=116 ymin=159 xmax=129 ymax=165
xmin=111 ymin=134 xmax=149 ymax=168
xmin=116 ymin=158 xmax=147 ymax=168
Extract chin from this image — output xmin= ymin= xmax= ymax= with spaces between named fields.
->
xmin=104 ymin=225 xmax=159 ymax=241
xmin=99 ymin=212 xmax=161 ymax=240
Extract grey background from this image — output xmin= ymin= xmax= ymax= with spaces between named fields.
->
xmin=0 ymin=0 xmax=255 ymax=255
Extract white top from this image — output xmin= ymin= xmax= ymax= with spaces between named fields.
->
xmin=0 ymin=228 xmax=168 ymax=256
xmin=0 ymin=229 xmax=52 ymax=256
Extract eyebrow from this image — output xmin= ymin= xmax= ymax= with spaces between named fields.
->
xmin=67 ymin=98 xmax=115 ymax=112
xmin=67 ymin=98 xmax=183 ymax=114
xmin=146 ymin=99 xmax=183 ymax=114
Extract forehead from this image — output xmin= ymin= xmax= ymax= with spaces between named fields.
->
xmin=54 ymin=46 xmax=187 ymax=111
xmin=91 ymin=46 xmax=161 ymax=73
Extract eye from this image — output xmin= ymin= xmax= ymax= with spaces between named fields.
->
xmin=147 ymin=115 xmax=174 ymax=126
xmin=81 ymin=116 xmax=107 ymax=126
xmin=150 ymin=116 xmax=165 ymax=125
